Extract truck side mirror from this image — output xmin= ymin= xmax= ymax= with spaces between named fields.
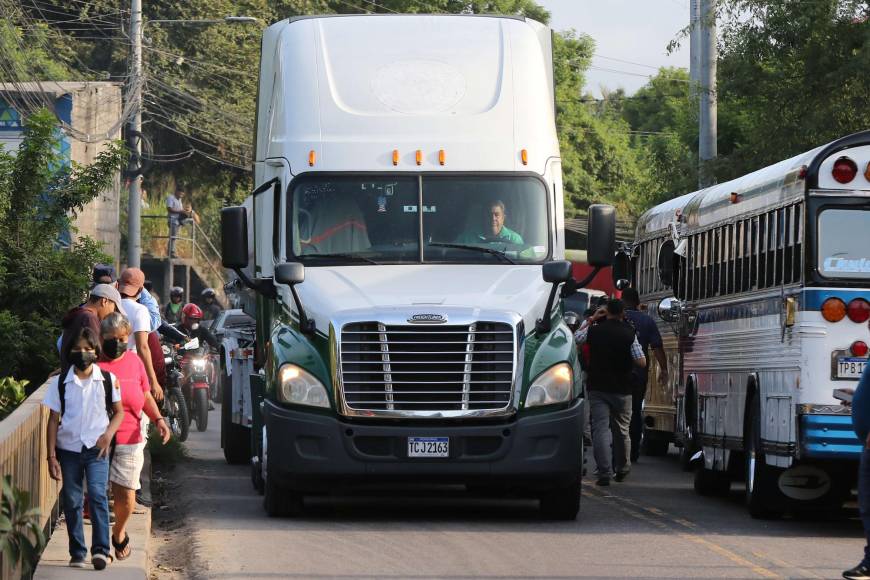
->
xmin=221 ymin=206 xmax=248 ymax=269
xmin=275 ymin=262 xmax=305 ymax=285
xmin=586 ymin=204 xmax=616 ymax=267
xmin=542 ymin=260 xmax=572 ymax=283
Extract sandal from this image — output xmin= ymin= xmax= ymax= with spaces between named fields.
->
xmin=112 ymin=533 xmax=132 ymax=561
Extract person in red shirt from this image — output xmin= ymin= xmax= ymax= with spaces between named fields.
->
xmin=97 ymin=312 xmax=170 ymax=561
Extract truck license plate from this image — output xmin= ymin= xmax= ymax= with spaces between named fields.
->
xmin=837 ymin=357 xmax=867 ymax=379
xmin=408 ymin=437 xmax=449 ymax=458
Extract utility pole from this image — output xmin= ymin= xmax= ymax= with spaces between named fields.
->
xmin=698 ymin=0 xmax=717 ymax=187
xmin=127 ymin=0 xmax=143 ymax=268
xmin=689 ymin=0 xmax=700 ymax=85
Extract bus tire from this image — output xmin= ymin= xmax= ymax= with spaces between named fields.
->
xmin=679 ymin=390 xmax=699 ymax=471
xmin=221 ymin=369 xmax=250 ymax=465
xmin=745 ymin=395 xmax=784 ymax=519
xmin=642 ymin=432 xmax=670 ymax=456
xmin=264 ymin=476 xmax=303 ymax=518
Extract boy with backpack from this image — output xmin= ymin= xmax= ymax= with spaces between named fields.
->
xmin=44 ymin=327 xmax=124 ymax=570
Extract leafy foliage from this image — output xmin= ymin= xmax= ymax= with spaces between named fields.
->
xmin=0 ymin=475 xmax=46 ymax=578
xmin=0 ymin=110 xmax=127 ymax=385
xmin=0 ymin=377 xmax=28 ymax=421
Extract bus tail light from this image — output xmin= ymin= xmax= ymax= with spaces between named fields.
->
xmin=847 ymin=298 xmax=870 ymax=323
xmin=851 ymin=340 xmax=869 ymax=358
xmin=821 ymin=297 xmax=846 ymax=322
xmin=832 ymin=156 xmax=858 ymax=184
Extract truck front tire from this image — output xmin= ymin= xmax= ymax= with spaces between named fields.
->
xmin=264 ymin=476 xmax=304 ymax=517
xmin=539 ymin=481 xmax=581 ymax=520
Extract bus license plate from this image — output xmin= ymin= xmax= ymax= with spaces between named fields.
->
xmin=837 ymin=357 xmax=867 ymax=379
xmin=408 ymin=437 xmax=449 ymax=458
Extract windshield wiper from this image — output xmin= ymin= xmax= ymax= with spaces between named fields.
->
xmin=300 ymin=253 xmax=380 ymax=265
xmin=427 ymin=242 xmax=515 ymax=264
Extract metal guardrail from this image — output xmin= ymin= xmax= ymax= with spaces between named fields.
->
xmin=0 ymin=382 xmax=60 ymax=579
xmin=141 ymin=215 xmax=225 ymax=281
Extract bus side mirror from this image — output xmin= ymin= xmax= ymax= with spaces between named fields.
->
xmin=658 ymin=297 xmax=682 ymax=324
xmin=586 ymin=204 xmax=616 ymax=267
xmin=658 ymin=240 xmax=675 ymax=288
xmin=221 ymin=206 xmax=248 ymax=269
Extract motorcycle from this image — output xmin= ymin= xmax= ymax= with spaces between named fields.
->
xmin=162 ymin=343 xmax=190 ymax=442
xmin=176 ymin=337 xmax=212 ymax=432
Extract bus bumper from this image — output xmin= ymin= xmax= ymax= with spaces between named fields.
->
xmin=263 ymin=398 xmax=584 ymax=492
xmin=800 ymin=414 xmax=863 ymax=459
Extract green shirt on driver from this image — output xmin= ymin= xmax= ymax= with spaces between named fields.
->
xmin=458 ymin=225 xmax=524 ymax=245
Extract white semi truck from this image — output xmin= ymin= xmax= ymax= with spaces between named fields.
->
xmin=219 ymin=13 xmax=616 ymax=520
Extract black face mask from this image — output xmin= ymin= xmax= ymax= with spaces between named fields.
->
xmin=102 ymin=338 xmax=127 ymax=359
xmin=70 ymin=351 xmax=97 ymax=372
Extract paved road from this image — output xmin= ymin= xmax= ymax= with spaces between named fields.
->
xmin=153 ymin=405 xmax=864 ymax=580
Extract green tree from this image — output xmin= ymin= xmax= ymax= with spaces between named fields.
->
xmin=0 ymin=110 xmax=127 ymax=385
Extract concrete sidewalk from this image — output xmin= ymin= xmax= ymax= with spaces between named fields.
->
xmin=34 ymin=505 xmax=151 ymax=579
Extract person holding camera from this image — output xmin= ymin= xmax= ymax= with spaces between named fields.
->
xmin=575 ymin=299 xmax=646 ymax=486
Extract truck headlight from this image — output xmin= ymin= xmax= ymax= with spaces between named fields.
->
xmin=277 ymin=364 xmax=330 ymax=408
xmin=525 ymin=363 xmax=573 ymax=408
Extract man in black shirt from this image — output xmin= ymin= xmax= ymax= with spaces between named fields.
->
xmin=575 ymin=299 xmax=646 ymax=486
xmin=622 ymin=288 xmax=669 ymax=462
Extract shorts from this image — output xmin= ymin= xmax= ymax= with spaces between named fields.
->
xmin=109 ymin=442 xmax=145 ymax=490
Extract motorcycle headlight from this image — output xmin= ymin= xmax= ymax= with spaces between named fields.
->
xmin=277 ymin=364 xmax=330 ymax=408
xmin=164 ymin=356 xmax=172 ymax=364
xmin=192 ymin=359 xmax=207 ymax=371
xmin=524 ymin=363 xmax=573 ymax=408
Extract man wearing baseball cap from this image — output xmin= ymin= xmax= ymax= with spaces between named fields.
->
xmin=59 ymin=284 xmax=123 ymax=380
xmin=117 ymin=268 xmax=163 ymax=402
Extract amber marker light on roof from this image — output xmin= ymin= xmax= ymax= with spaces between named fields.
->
xmin=438 ymin=149 xmax=446 ymax=166
xmin=308 ymin=150 xmax=316 ymax=167
xmin=392 ymin=149 xmax=399 ymax=166
xmin=521 ymin=149 xmax=528 ymax=165
xmin=416 ymin=150 xmax=423 ymax=166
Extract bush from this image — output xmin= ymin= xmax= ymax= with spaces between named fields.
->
xmin=0 ymin=109 xmax=127 ymax=386
xmin=0 ymin=475 xmax=46 ymax=578
xmin=0 ymin=378 xmax=27 ymax=421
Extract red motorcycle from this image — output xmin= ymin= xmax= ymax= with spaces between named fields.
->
xmin=176 ymin=338 xmax=212 ymax=432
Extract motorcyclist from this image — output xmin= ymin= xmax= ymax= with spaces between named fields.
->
xmin=200 ymin=288 xmax=223 ymax=321
xmin=164 ymin=286 xmax=184 ymax=324
xmin=176 ymin=303 xmax=220 ymax=350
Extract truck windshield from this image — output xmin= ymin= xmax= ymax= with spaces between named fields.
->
xmin=289 ymin=175 xmax=550 ymax=264
xmin=818 ymin=208 xmax=870 ymax=279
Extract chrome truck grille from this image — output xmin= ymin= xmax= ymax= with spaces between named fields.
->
xmin=339 ymin=322 xmax=515 ymax=415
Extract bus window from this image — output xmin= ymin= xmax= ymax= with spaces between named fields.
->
xmin=818 ymin=208 xmax=870 ymax=279
xmin=793 ymin=203 xmax=803 ymax=283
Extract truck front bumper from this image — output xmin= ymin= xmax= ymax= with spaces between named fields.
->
xmin=263 ymin=398 xmax=584 ymax=492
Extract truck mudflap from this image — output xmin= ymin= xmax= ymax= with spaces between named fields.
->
xmin=801 ymin=414 xmax=862 ymax=460
xmin=263 ymin=398 xmax=585 ymax=492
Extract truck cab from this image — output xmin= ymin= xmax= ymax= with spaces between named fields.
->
xmin=220 ymin=14 xmax=615 ymax=520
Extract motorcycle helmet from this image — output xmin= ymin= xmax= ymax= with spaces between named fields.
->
xmin=181 ymin=303 xmax=204 ymax=326
xmin=170 ymin=286 xmax=184 ymax=298
xmin=201 ymin=288 xmax=216 ymax=300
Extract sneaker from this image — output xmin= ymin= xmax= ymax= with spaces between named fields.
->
xmin=844 ymin=564 xmax=870 ymax=579
xmin=596 ymin=477 xmax=610 ymax=487
xmin=615 ymin=471 xmax=630 ymax=482
xmin=92 ymin=553 xmax=112 ymax=570
xmin=69 ymin=557 xmax=87 ymax=568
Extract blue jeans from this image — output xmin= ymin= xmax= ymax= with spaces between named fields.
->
xmin=57 ymin=446 xmax=111 ymax=559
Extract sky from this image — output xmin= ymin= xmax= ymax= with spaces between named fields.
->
xmin=538 ymin=0 xmax=691 ymax=96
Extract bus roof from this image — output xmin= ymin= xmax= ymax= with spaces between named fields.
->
xmin=256 ymin=14 xmax=559 ymax=175
xmin=635 ymin=129 xmax=870 ymax=238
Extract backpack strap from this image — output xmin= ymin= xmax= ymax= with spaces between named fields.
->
xmin=59 ymin=375 xmax=66 ymax=417
xmin=104 ymin=371 xmax=118 ymax=419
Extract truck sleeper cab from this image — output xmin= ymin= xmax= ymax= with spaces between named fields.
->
xmin=220 ymin=14 xmax=616 ymax=520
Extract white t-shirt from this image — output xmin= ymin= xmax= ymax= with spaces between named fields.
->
xmin=43 ymin=367 xmax=121 ymax=452
xmin=166 ymin=195 xmax=184 ymax=221
xmin=121 ymin=298 xmax=151 ymax=353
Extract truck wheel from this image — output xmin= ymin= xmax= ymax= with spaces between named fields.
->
xmin=745 ymin=395 xmax=784 ymax=519
xmin=264 ymin=476 xmax=303 ymax=518
xmin=167 ymin=387 xmax=189 ymax=443
xmin=539 ymin=481 xmax=581 ymax=521
xmin=222 ymin=370 xmax=251 ymax=465
xmin=693 ymin=463 xmax=731 ymax=497
xmin=194 ymin=388 xmax=209 ymax=432
xmin=642 ymin=432 xmax=670 ymax=456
